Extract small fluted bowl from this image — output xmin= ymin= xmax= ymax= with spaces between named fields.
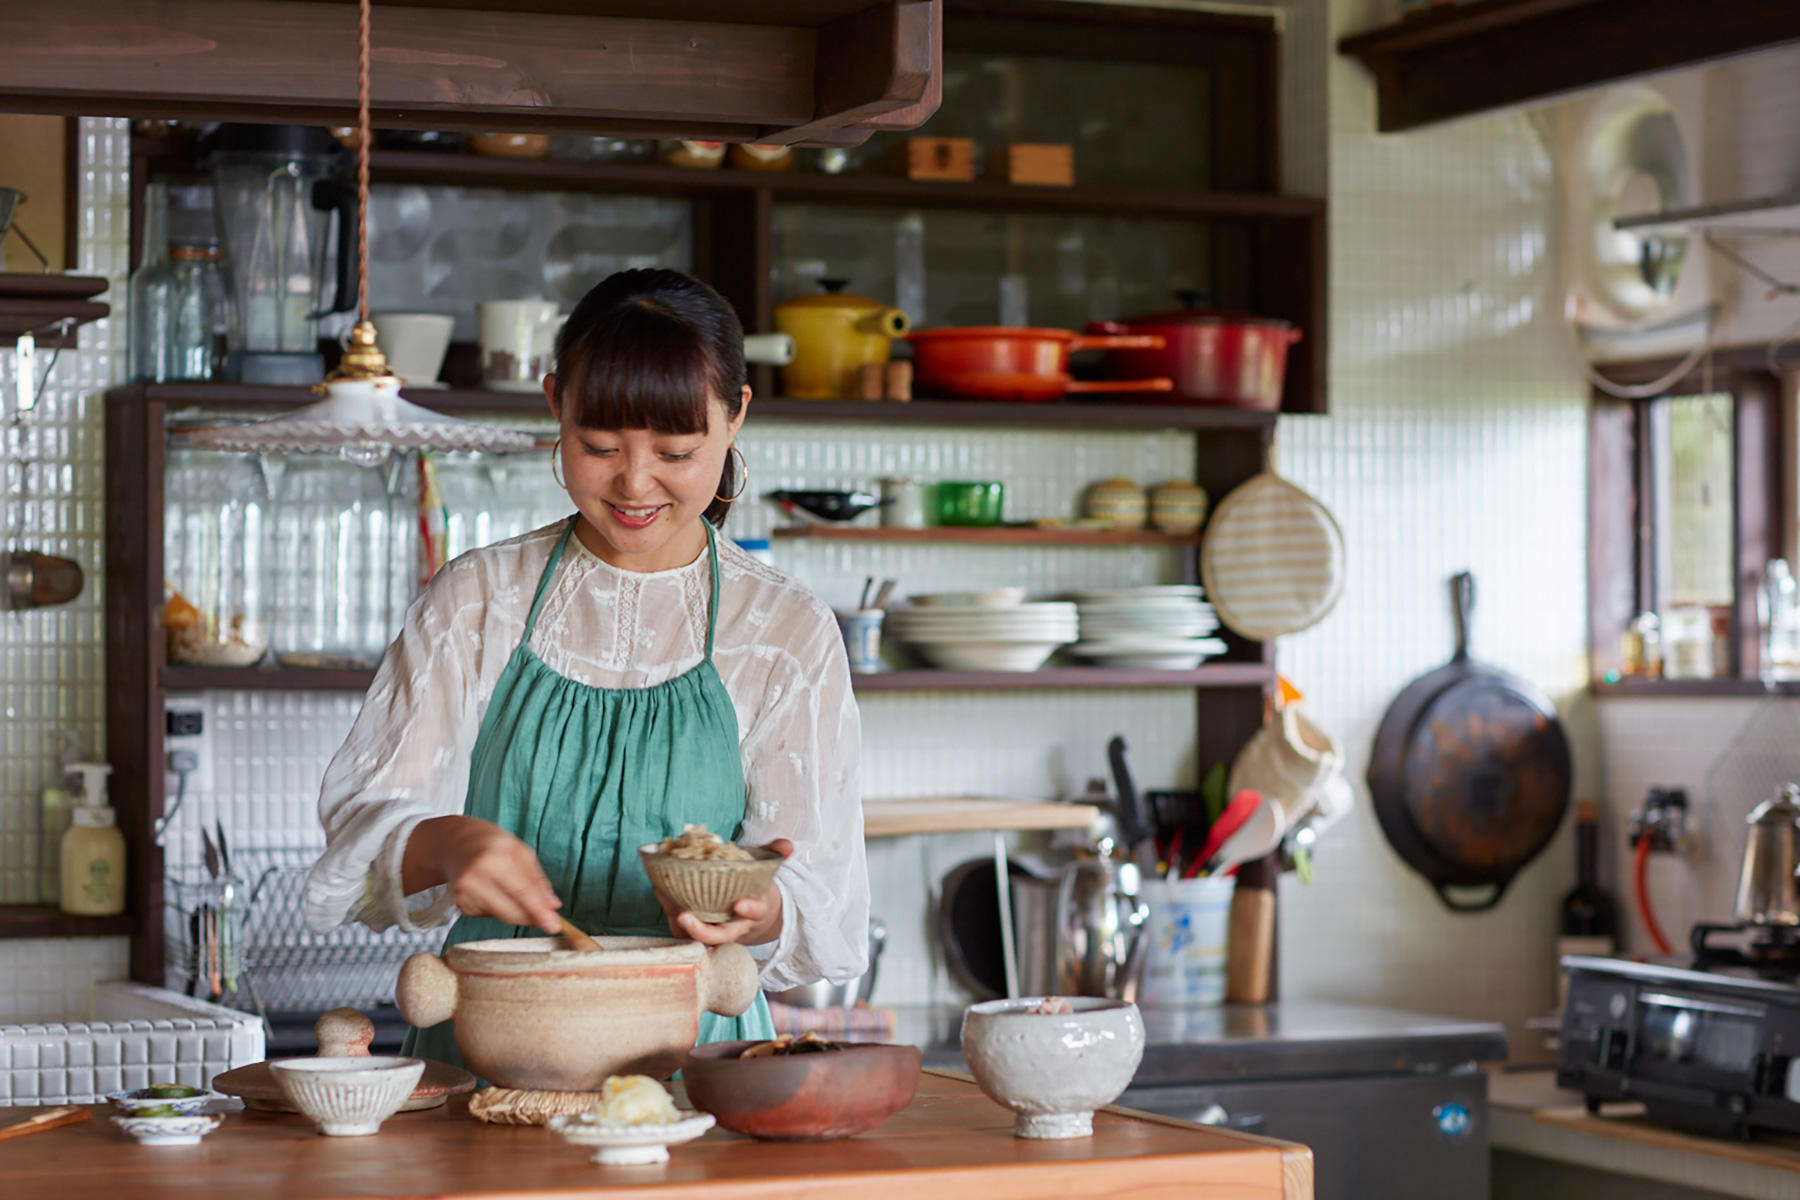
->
xmin=961 ymin=997 xmax=1145 ymax=1139
xmin=111 ymin=1113 xmax=223 ymax=1145
xmin=638 ymin=844 xmax=783 ymax=923
xmin=106 ymin=1084 xmax=225 ymax=1115
xmin=270 ymin=1055 xmax=426 ymax=1136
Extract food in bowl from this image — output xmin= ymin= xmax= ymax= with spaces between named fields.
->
xmin=106 ymin=1084 xmax=224 ymax=1115
xmin=653 ymin=823 xmax=753 ymax=861
xmin=1024 ymin=996 xmax=1074 ymax=1015
xmin=739 ymin=1032 xmax=843 ymax=1058
xmin=591 ymin=1075 xmax=682 ymax=1125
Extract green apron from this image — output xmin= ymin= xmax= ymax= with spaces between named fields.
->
xmin=402 ymin=516 xmax=776 ymax=1073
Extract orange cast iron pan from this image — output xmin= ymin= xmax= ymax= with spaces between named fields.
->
xmin=1366 ymin=572 xmax=1571 ymax=911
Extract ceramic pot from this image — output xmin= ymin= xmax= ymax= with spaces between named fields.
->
xmin=1085 ymin=477 xmax=1146 ymax=529
xmin=960 ymin=997 xmax=1145 ymax=1138
xmin=775 ymin=279 xmax=909 ymax=400
xmin=395 ymin=935 xmax=758 ymax=1091
xmin=1149 ymin=480 xmax=1208 ymax=534
xmin=907 ymin=327 xmax=1170 ymax=403
xmin=1086 ymin=290 xmax=1301 ymax=410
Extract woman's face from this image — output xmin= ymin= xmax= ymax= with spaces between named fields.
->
xmin=544 ymin=376 xmax=750 ymax=572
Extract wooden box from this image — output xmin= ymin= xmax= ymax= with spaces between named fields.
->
xmin=989 ymin=143 xmax=1073 ymax=187
xmin=894 ymin=136 xmax=976 ymax=181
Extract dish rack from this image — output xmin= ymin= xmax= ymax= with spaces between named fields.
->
xmin=162 ymin=844 xmax=444 ymax=1021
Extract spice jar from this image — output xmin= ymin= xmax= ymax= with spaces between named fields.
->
xmin=269 ymin=453 xmax=397 ymax=669
xmin=163 ymin=442 xmax=269 ymax=667
xmin=1661 ymin=605 xmax=1714 ymax=680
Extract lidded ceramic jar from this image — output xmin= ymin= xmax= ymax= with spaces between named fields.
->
xmin=774 ymin=279 xmax=910 ymax=400
xmin=1084 ymin=477 xmax=1146 ymax=529
xmin=395 ymin=935 xmax=758 ymax=1091
xmin=1149 ymin=480 xmax=1208 ymax=534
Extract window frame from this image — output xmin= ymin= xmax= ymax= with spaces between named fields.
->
xmin=1589 ymin=352 xmax=1785 ymax=692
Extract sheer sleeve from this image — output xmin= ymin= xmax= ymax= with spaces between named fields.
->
xmin=301 ymin=555 xmax=490 ymax=935
xmin=735 ymin=600 xmax=868 ymax=992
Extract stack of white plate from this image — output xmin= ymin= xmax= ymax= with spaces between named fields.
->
xmin=1066 ymin=586 xmax=1227 ymax=669
xmin=887 ymin=601 xmax=1079 ymax=672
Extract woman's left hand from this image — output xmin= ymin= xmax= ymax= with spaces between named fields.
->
xmin=658 ymin=838 xmax=792 ymax=947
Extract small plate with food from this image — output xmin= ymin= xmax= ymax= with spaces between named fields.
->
xmin=547 ymin=1075 xmax=714 ymax=1165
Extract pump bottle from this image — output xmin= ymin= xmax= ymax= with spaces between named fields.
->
xmin=59 ymin=763 xmax=125 ymax=916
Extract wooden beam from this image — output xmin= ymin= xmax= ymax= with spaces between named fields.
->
xmin=0 ymin=0 xmax=940 ymax=144
xmin=1341 ymin=0 xmax=1800 ymax=134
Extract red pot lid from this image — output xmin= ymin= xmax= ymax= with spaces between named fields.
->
xmin=1121 ymin=289 xmax=1292 ymax=329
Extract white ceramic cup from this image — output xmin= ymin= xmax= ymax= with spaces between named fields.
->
xmin=371 ymin=313 xmax=454 ymax=388
xmin=478 ymin=300 xmax=564 ymax=392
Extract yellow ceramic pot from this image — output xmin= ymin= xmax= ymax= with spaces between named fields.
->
xmin=775 ymin=280 xmax=909 ymax=400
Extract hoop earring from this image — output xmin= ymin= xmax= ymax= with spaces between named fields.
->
xmin=550 ymin=437 xmax=566 ymax=489
xmin=715 ymin=444 xmax=748 ymax=503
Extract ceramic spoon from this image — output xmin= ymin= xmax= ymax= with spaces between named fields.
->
xmin=1199 ymin=794 xmax=1288 ymax=878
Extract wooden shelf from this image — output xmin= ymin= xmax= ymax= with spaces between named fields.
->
xmin=0 ymin=273 xmax=110 ymax=347
xmin=1592 ymin=676 xmax=1800 ymax=698
xmin=162 ymin=662 xmax=1271 ymax=694
xmin=0 ymin=904 xmax=135 ymax=940
xmin=773 ymin=526 xmax=1202 ymax=546
xmin=863 ymin=796 xmax=1100 ymax=837
xmin=1339 ymin=0 xmax=1800 ymax=133
xmin=129 ymin=381 xmax=1280 ymax=432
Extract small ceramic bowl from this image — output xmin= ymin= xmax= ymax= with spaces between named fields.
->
xmin=960 ymin=997 xmax=1145 ymax=1139
xmin=269 ymin=1055 xmax=426 ymax=1136
xmin=106 ymin=1085 xmax=226 ymax=1115
xmin=681 ymin=1040 xmax=920 ymax=1140
xmin=547 ymin=1110 xmax=716 ymax=1165
xmin=638 ymin=844 xmax=783 ymax=923
xmin=111 ymin=1113 xmax=223 ymax=1145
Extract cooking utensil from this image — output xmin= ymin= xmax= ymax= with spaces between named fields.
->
xmin=0 ymin=1105 xmax=89 ymax=1141
xmin=557 ymin=915 xmax=601 ymax=951
xmin=767 ymin=916 xmax=885 ymax=1008
xmin=1106 ymin=735 xmax=1151 ymax=860
xmin=907 ymin=326 xmax=1172 ymax=402
xmin=1085 ymin=290 xmax=1302 ymax=409
xmin=1201 ymin=469 xmax=1345 ymax=642
xmin=1187 ymin=789 xmax=1263 ymax=878
xmin=1197 ymin=793 xmax=1286 ymax=878
xmin=1735 ymin=784 xmax=1800 ymax=927
xmin=1367 ymin=572 xmax=1572 ymax=911
xmin=774 ymin=279 xmax=910 ymax=400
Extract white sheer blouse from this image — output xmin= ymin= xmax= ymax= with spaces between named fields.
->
xmin=301 ymin=521 xmax=869 ymax=992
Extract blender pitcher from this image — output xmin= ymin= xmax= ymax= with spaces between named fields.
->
xmin=205 ymin=124 xmax=358 ymax=384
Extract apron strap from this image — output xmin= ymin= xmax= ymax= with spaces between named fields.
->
xmin=703 ymin=521 xmax=722 ymax=662
xmin=524 ymin=516 xmax=579 ymax=639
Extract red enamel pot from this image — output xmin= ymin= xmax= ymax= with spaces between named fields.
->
xmin=1085 ymin=291 xmax=1301 ymax=410
xmin=907 ymin=326 xmax=1171 ymax=402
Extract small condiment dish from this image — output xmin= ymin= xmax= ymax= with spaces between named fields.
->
xmin=106 ymin=1084 xmax=225 ymax=1115
xmin=961 ymin=996 xmax=1145 ymax=1139
xmin=111 ymin=1112 xmax=223 ymax=1145
xmin=269 ymin=1055 xmax=426 ymax=1136
xmin=638 ymin=844 xmax=783 ymax=923
xmin=547 ymin=1110 xmax=715 ymax=1165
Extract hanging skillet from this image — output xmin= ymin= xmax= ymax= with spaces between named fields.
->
xmin=1367 ymin=572 xmax=1572 ymax=912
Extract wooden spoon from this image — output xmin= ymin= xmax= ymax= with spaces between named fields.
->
xmin=556 ymin=916 xmax=600 ymax=951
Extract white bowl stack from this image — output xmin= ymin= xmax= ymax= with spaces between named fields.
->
xmin=1066 ymin=586 xmax=1227 ymax=669
xmin=888 ymin=599 xmax=1079 ymax=672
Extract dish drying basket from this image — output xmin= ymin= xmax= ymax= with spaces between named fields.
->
xmin=163 ymin=844 xmax=444 ymax=1021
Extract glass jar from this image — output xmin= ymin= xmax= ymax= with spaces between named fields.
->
xmin=163 ymin=444 xmax=269 ymax=666
xmin=269 ymin=453 xmax=396 ymax=669
xmin=436 ymin=452 xmax=501 ymax=563
xmin=1661 ymin=604 xmax=1715 ymax=680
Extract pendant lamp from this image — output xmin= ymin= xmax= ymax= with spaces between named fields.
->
xmin=183 ymin=0 xmax=535 ymax=459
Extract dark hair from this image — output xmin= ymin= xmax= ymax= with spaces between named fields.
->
xmin=551 ymin=268 xmax=747 ymax=526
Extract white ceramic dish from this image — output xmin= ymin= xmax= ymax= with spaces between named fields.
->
xmin=1064 ymin=646 xmax=1207 ymax=670
xmin=961 ymin=997 xmax=1145 ymax=1138
xmin=1069 ymin=586 xmax=1204 ymax=601
xmin=548 ymin=1110 xmax=716 ymax=1165
xmin=890 ymin=621 xmax=1079 ymax=638
xmin=1073 ymin=636 xmax=1227 ymax=653
xmin=909 ymin=588 xmax=1027 ymax=608
xmin=106 ymin=1085 xmax=227 ymax=1115
xmin=909 ymin=639 xmax=1064 ymax=671
xmin=270 ymin=1055 xmax=426 ymax=1136
xmin=111 ymin=1113 xmax=223 ymax=1145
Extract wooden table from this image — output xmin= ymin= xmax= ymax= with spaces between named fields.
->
xmin=2 ymin=1071 xmax=1311 ymax=1199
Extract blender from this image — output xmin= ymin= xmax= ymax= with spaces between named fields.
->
xmin=204 ymin=124 xmax=358 ymax=383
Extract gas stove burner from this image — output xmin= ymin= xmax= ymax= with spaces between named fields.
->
xmin=1690 ymin=921 xmax=1800 ymax=982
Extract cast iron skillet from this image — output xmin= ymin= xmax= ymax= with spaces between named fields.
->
xmin=1367 ymin=572 xmax=1571 ymax=911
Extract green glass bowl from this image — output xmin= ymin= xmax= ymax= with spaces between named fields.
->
xmin=935 ymin=481 xmax=1004 ymax=526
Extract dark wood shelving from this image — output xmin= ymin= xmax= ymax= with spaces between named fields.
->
xmin=1340 ymin=0 xmax=1800 ymax=133
xmin=162 ymin=665 xmax=378 ymax=693
xmin=0 ymin=904 xmax=136 ymax=940
xmin=134 ymin=381 xmax=1279 ymax=432
xmin=0 ymin=273 xmax=110 ymax=347
xmin=1592 ymin=677 xmax=1800 ymax=698
xmin=771 ymin=525 xmax=1202 ymax=546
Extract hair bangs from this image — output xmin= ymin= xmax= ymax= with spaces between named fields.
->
xmin=562 ymin=300 xmax=717 ymax=435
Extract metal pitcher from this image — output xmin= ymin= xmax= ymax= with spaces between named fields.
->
xmin=1736 ymin=783 xmax=1800 ymax=928
xmin=1011 ymin=840 xmax=1149 ymax=1000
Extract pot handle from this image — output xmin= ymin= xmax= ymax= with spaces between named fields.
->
xmin=1286 ymin=327 xmax=1305 ymax=344
xmin=1064 ymin=377 xmax=1175 ymax=394
xmin=698 ymin=941 xmax=758 ymax=1018
xmin=1069 ymin=333 xmax=1165 ymax=353
xmin=395 ymin=952 xmax=457 ymax=1029
xmin=854 ymin=308 xmax=911 ymax=338
xmin=1434 ymin=879 xmax=1509 ymax=913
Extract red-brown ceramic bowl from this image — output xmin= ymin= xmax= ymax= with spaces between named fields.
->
xmin=680 ymin=1040 xmax=921 ymax=1140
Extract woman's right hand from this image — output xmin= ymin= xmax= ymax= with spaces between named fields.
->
xmin=403 ymin=815 xmax=564 ymax=934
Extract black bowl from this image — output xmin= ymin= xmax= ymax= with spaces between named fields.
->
xmin=764 ymin=489 xmax=886 ymax=523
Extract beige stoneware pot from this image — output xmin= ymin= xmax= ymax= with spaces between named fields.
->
xmin=396 ymin=935 xmax=758 ymax=1091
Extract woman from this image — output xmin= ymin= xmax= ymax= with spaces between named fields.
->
xmin=303 ymin=268 xmax=869 ymax=1064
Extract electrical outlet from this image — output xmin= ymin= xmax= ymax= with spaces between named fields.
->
xmin=1628 ymin=787 xmax=1689 ymax=853
xmin=163 ymin=693 xmax=213 ymax=802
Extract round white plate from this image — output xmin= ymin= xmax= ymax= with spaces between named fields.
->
xmin=548 ymin=1111 xmax=715 ymax=1166
xmin=1069 ymin=586 xmax=1205 ymax=601
xmin=1073 ymin=636 xmax=1228 ymax=653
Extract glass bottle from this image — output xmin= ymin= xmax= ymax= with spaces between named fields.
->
xmin=269 ymin=453 xmax=394 ymax=669
xmin=1555 ymin=800 xmax=1617 ymax=1009
xmin=1763 ymin=558 xmax=1800 ymax=680
xmin=130 ymin=185 xmax=226 ymax=382
xmin=163 ymin=441 xmax=269 ymax=666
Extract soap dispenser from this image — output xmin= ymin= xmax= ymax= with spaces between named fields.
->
xmin=59 ymin=762 xmax=125 ymax=917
